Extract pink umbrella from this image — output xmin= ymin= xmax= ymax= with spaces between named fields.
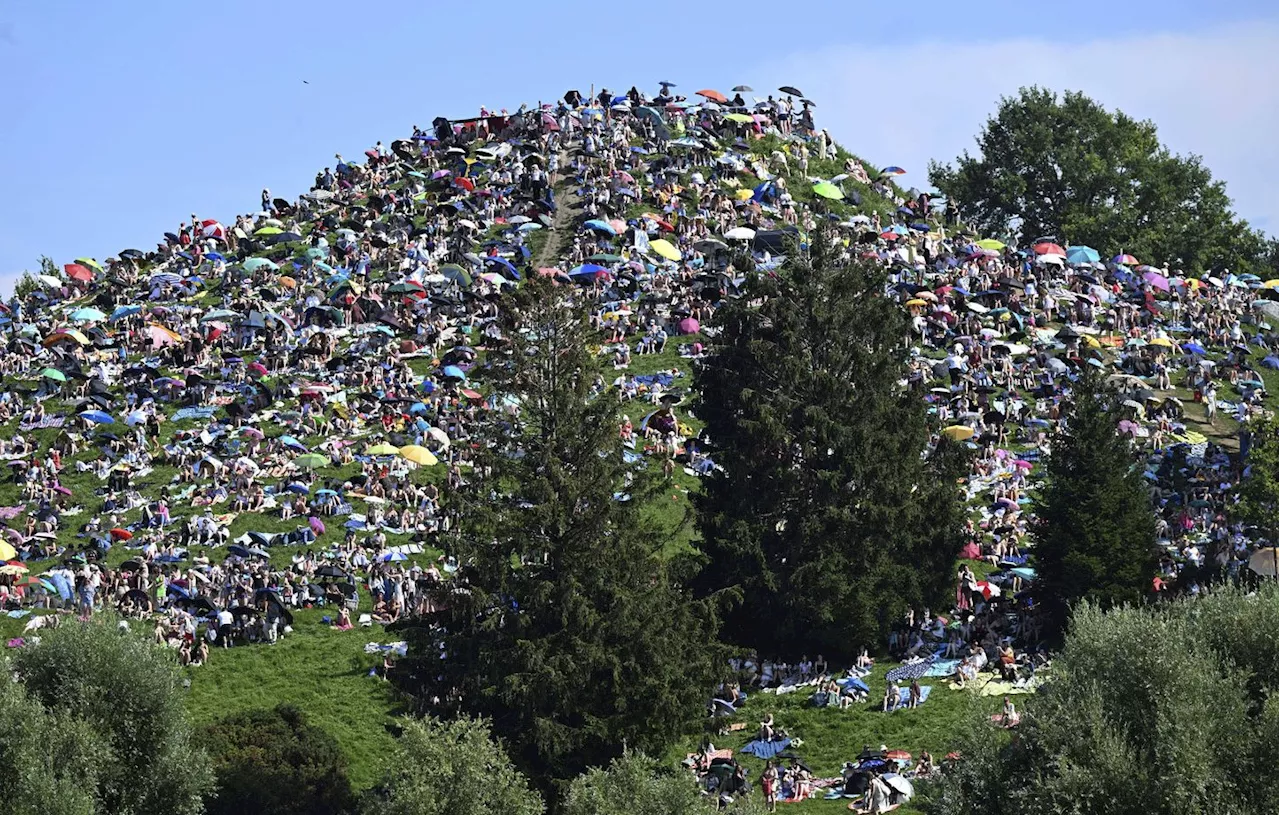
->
xmin=247 ymin=362 xmax=269 ymax=378
xmin=1014 ymin=460 xmax=1033 ymax=471
xmin=309 ymin=516 xmax=326 ymax=537
xmin=677 ymin=317 xmax=700 ymax=335
xmin=1118 ymin=420 xmax=1140 ymax=436
xmin=1143 ymin=271 xmax=1170 ymax=292
xmin=240 ymin=427 xmax=264 ymax=439
xmin=608 ymin=218 xmax=626 ymax=235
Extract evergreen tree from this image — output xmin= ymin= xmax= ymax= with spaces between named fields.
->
xmin=1033 ymin=366 xmax=1158 ymax=641
xmin=691 ymin=233 xmax=966 ymax=659
xmin=394 ymin=277 xmax=725 ymax=796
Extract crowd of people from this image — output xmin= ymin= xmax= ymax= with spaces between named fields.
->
xmin=0 ymin=78 xmax=1274 ymax=808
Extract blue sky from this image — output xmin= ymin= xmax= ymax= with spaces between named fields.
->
xmin=1 ymin=1 xmax=1276 ymax=286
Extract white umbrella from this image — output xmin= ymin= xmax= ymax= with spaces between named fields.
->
xmin=1248 ymin=548 xmax=1277 ymax=578
xmin=724 ymin=227 xmax=756 ymax=241
xmin=882 ymin=773 xmax=914 ymax=799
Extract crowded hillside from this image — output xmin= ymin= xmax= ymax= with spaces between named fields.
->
xmin=1 ymin=80 xmax=1276 ymax=815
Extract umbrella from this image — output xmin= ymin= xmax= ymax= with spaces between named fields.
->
xmin=778 ymin=86 xmax=804 ymax=97
xmin=399 ymin=445 xmax=438 ymax=466
xmin=1112 ymin=253 xmax=1139 ymax=266
xmin=1248 ymin=548 xmax=1277 ymax=578
xmin=975 ymin=239 xmax=1005 ymax=251
xmin=64 ymin=263 xmax=94 ymax=282
xmin=880 ymin=166 xmax=907 ymax=175
xmin=1065 ymin=245 xmax=1100 ymax=265
xmin=677 ymin=317 xmax=700 ymax=335
xmin=366 ymin=443 xmax=400 ymax=455
xmin=69 ymin=306 xmax=106 ymax=322
xmin=649 ymin=239 xmax=682 ymax=262
xmin=732 ymin=85 xmax=753 ymax=92
xmin=724 ymin=227 xmax=756 ymax=241
xmin=79 ymin=410 xmax=114 ymax=424
xmin=584 ymin=219 xmax=616 ymax=236
xmin=941 ymin=425 xmax=974 ymax=441
xmin=41 ymin=368 xmax=67 ymax=382
xmin=294 ymin=453 xmax=330 ymax=469
xmin=695 ymin=89 xmax=728 ymax=103
xmin=811 ymin=182 xmax=844 ymax=200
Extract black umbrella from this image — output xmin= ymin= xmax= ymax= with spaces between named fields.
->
xmin=778 ymin=85 xmax=804 ymax=97
xmin=315 ymin=564 xmax=348 ymax=579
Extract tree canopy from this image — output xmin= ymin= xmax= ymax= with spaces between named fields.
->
xmin=927 ymin=583 xmax=1279 ymax=815
xmin=200 ymin=704 xmax=354 ymax=815
xmin=929 ymin=87 xmax=1275 ymax=275
xmin=10 ymin=618 xmax=213 ymax=815
xmin=361 ymin=717 xmax=544 ymax=815
xmin=1032 ymin=366 xmax=1158 ymax=640
xmin=1234 ymin=414 xmax=1278 ymax=548
xmin=393 ymin=277 xmax=725 ymax=794
xmin=692 ymin=234 xmax=967 ymax=658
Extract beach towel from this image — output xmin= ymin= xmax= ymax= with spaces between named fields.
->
xmin=172 ymin=406 xmax=216 ymax=422
xmin=740 ymin=738 xmax=791 ymax=760
xmin=887 ymin=685 xmax=932 ymax=709
xmin=20 ymin=415 xmax=65 ymax=431
xmin=924 ymin=659 xmax=960 ymax=677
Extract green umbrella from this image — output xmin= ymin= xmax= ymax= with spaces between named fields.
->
xmin=41 ymin=368 xmax=66 ymax=382
xmin=589 ymin=253 xmax=624 ymax=262
xmin=294 ymin=453 xmax=329 ymax=470
xmin=812 ymin=182 xmax=845 ymax=200
xmin=242 ymin=258 xmax=279 ymax=272
xmin=305 ymin=247 xmax=326 ymax=260
xmin=201 ymin=309 xmax=241 ymax=322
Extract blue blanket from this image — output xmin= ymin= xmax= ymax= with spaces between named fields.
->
xmin=887 ymin=685 xmax=932 ymax=709
xmin=924 ymin=659 xmax=960 ymax=678
xmin=837 ymin=676 xmax=870 ymax=694
xmin=740 ymin=738 xmax=791 ymax=760
xmin=172 ymin=406 xmax=216 ymax=422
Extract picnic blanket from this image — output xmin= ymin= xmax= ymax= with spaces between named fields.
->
xmin=885 ymin=659 xmax=937 ymax=683
xmin=19 ymin=415 xmax=64 ymax=431
xmin=924 ymin=659 xmax=961 ymax=677
xmin=172 ymin=406 xmax=216 ymax=421
xmin=887 ymin=685 xmax=932 ymax=708
xmin=740 ymin=737 xmax=791 ymax=760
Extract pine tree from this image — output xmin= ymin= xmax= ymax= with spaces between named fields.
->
xmin=691 ymin=232 xmax=966 ymax=659
xmin=394 ymin=277 xmax=725 ymax=797
xmin=1033 ymin=365 xmax=1158 ymax=641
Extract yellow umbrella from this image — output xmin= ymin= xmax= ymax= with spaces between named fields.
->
xmin=366 ymin=443 xmax=400 ymax=455
xmin=0 ymin=564 xmax=26 ymax=576
xmin=649 ymin=239 xmax=682 ymax=262
xmin=74 ymin=257 xmax=104 ymax=272
xmin=724 ymin=112 xmax=754 ymax=124
xmin=0 ymin=541 xmax=15 ymax=561
xmin=399 ymin=445 xmax=438 ymax=466
xmin=942 ymin=425 xmax=975 ymax=441
xmin=904 ymin=298 xmax=928 ymax=307
xmin=976 ymin=239 xmax=1005 ymax=251
xmin=280 ymin=276 xmax=297 ymax=289
xmin=254 ymin=226 xmax=283 ymax=236
xmin=1147 ymin=337 xmax=1174 ymax=348
xmin=735 ymin=189 xmax=754 ymax=201
xmin=1263 ymin=279 xmax=1279 ymax=289
xmin=1083 ymin=335 xmax=1101 ymax=349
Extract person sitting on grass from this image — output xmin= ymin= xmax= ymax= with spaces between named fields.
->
xmin=883 ymin=680 xmax=901 ymax=712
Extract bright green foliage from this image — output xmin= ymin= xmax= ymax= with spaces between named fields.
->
xmin=361 ymin=716 xmax=544 ymax=815
xmin=1033 ymin=366 xmax=1158 ymax=641
xmin=925 ymin=584 xmax=1279 ymax=815
xmin=692 ymin=234 xmax=967 ymax=658
xmin=0 ymin=661 xmax=103 ymax=815
xmin=564 ymin=751 xmax=769 ymax=815
xmin=200 ymin=704 xmax=354 ymax=815
xmin=11 ymin=618 xmax=214 ymax=815
xmin=929 ymin=87 xmax=1274 ymax=275
xmin=395 ymin=277 xmax=726 ymax=793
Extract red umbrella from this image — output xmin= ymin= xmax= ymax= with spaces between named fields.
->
xmin=885 ymin=750 xmax=911 ymax=761
xmin=695 ymin=89 xmax=728 ymax=104
xmin=247 ymin=362 xmax=269 ymax=378
xmin=110 ymin=528 xmax=133 ymax=541
xmin=454 ymin=177 xmax=475 ymax=192
xmin=1033 ymin=243 xmax=1066 ymax=256
xmin=64 ymin=263 xmax=94 ymax=282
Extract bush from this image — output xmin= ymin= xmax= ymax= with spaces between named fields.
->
xmin=201 ymin=704 xmax=355 ymax=815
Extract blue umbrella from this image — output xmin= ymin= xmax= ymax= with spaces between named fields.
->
xmin=110 ymin=305 xmax=142 ymax=321
xmin=568 ymin=263 xmax=608 ymax=277
xmin=380 ymin=551 xmax=408 ymax=562
xmin=1182 ymin=342 xmax=1207 ymax=356
xmin=79 ymin=410 xmax=114 ymax=424
xmin=286 ymin=483 xmax=309 ymax=494
xmin=584 ymin=219 xmax=616 ymax=236
xmin=484 ymin=256 xmax=522 ymax=279
xmin=278 ymin=435 xmax=307 ymax=451
xmin=441 ymin=365 xmax=467 ymax=381
xmin=1066 ymin=245 xmax=1100 ymax=265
